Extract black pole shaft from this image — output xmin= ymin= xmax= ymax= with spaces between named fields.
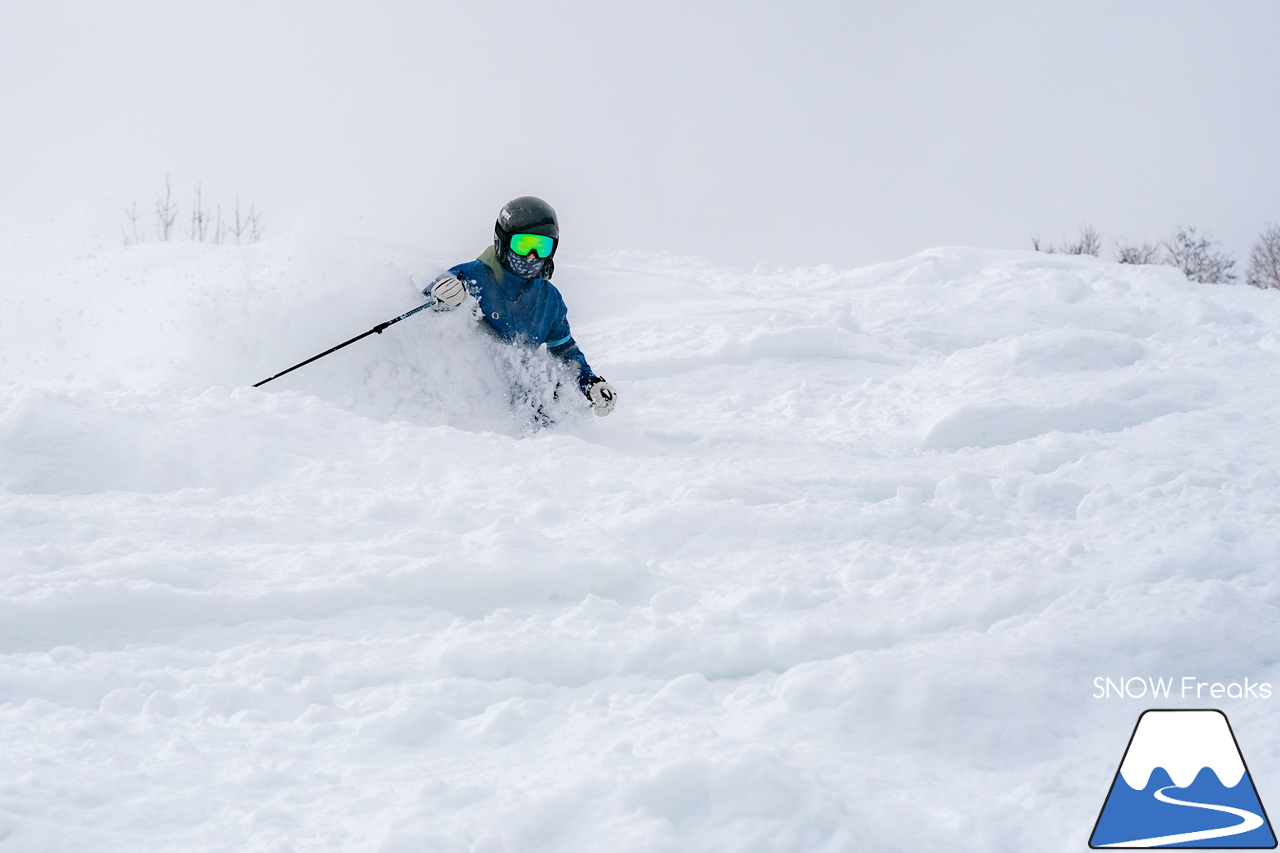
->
xmin=253 ymin=300 xmax=436 ymax=388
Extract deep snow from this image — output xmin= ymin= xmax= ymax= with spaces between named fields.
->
xmin=2 ymin=233 xmax=1280 ymax=852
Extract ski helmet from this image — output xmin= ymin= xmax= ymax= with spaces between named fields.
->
xmin=494 ymin=196 xmax=559 ymax=259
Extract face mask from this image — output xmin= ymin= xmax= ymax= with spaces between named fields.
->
xmin=503 ymin=247 xmax=548 ymax=279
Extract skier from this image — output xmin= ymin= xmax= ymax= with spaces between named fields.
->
xmin=425 ymin=196 xmax=617 ymax=417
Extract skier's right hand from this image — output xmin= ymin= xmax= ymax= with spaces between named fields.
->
xmin=427 ymin=274 xmax=468 ymax=308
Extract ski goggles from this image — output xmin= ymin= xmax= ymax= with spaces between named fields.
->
xmin=508 ymin=232 xmax=556 ymax=258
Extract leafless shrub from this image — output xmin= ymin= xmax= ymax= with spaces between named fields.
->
xmin=230 ymin=199 xmax=248 ymax=244
xmin=122 ymin=202 xmax=142 ymax=245
xmin=187 ymin=182 xmax=211 ymax=242
xmin=1245 ymin=223 xmax=1280 ymax=290
xmin=226 ymin=199 xmax=265 ymax=245
xmin=1033 ymin=224 xmax=1103 ymax=256
xmin=247 ymin=203 xmax=264 ymax=243
xmin=154 ymin=175 xmax=178 ymax=241
xmin=1114 ymin=239 xmax=1161 ymax=265
xmin=1067 ymin=224 xmax=1102 ymax=256
xmin=1162 ymin=226 xmax=1236 ymax=284
xmin=124 ymin=179 xmax=264 ymax=246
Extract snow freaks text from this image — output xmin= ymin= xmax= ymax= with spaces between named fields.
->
xmin=1093 ymin=677 xmax=1273 ymax=700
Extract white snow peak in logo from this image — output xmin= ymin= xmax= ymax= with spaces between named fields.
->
xmin=1090 ymin=709 xmax=1276 ymax=848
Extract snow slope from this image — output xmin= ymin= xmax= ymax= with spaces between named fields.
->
xmin=3 ymin=233 xmax=1280 ymax=852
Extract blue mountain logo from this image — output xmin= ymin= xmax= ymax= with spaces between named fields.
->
xmin=1091 ymin=709 xmax=1276 ymax=848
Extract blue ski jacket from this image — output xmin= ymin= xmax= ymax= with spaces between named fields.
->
xmin=445 ymin=246 xmax=596 ymax=389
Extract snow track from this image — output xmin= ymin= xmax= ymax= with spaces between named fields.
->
xmin=1103 ymin=786 xmax=1265 ymax=848
xmin=3 ymin=235 xmax=1280 ymax=851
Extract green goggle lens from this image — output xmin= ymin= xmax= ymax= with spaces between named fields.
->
xmin=509 ymin=233 xmax=555 ymax=258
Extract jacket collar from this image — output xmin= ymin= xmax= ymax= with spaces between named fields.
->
xmin=478 ymin=244 xmax=547 ymax=292
xmin=478 ymin=245 xmax=506 ymax=285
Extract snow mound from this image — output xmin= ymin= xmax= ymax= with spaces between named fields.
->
xmin=3 ymin=234 xmax=1280 ymax=852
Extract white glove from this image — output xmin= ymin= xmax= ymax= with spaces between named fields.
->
xmin=586 ymin=379 xmax=617 ymax=416
xmin=427 ymin=274 xmax=468 ymax=308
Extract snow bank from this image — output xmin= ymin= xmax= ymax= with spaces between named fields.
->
xmin=3 ymin=233 xmax=1280 ymax=851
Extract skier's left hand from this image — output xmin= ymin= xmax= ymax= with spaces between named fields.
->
xmin=585 ymin=378 xmax=617 ymax=416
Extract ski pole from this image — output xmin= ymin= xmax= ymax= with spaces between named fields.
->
xmin=253 ymin=299 xmax=436 ymax=388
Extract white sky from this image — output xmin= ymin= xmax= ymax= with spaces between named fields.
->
xmin=3 ymin=0 xmax=1278 ymax=269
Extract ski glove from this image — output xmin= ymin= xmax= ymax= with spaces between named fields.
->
xmin=426 ymin=274 xmax=468 ymax=308
xmin=585 ymin=377 xmax=617 ymax=417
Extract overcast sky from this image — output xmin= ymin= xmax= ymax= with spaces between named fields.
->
xmin=3 ymin=1 xmax=1278 ymax=269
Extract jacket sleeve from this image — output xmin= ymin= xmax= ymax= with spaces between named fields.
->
xmin=544 ymin=296 xmax=595 ymax=389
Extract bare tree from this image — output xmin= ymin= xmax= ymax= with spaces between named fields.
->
xmin=154 ymin=175 xmax=178 ymax=241
xmin=230 ymin=198 xmax=247 ymax=244
xmin=122 ymin=201 xmax=142 ymax=245
xmin=1033 ymin=224 xmax=1102 ymax=256
xmin=1114 ymin=239 xmax=1161 ymax=265
xmin=247 ymin=204 xmax=264 ymax=243
xmin=1066 ymin=224 xmax=1102 ymax=256
xmin=126 ymin=179 xmax=263 ymax=246
xmin=187 ymin=182 xmax=211 ymax=242
xmin=1245 ymin=223 xmax=1280 ymax=290
xmin=1162 ymin=226 xmax=1236 ymax=284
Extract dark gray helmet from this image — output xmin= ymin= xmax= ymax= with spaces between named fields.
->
xmin=495 ymin=196 xmax=559 ymax=256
